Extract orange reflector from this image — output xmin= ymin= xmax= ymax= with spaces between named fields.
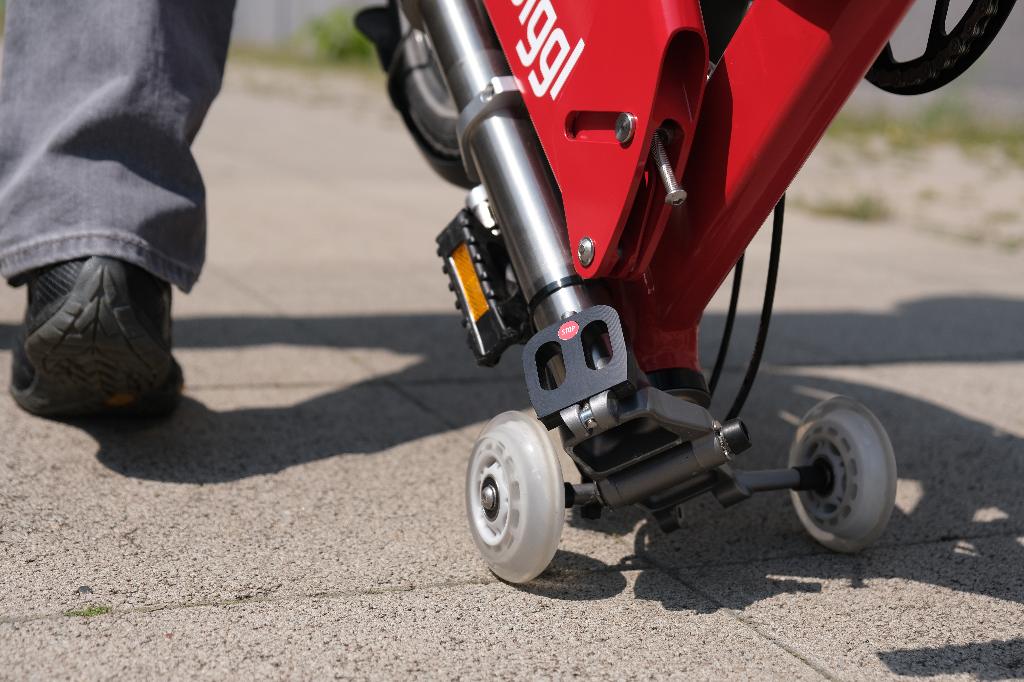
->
xmin=451 ymin=243 xmax=489 ymax=322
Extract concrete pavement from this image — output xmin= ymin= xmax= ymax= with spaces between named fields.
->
xmin=1 ymin=62 xmax=1022 ymax=679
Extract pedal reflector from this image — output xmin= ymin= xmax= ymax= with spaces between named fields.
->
xmin=436 ymin=209 xmax=529 ymax=367
xmin=451 ymin=242 xmax=488 ymax=322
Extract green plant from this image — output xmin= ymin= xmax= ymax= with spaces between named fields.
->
xmin=794 ymin=194 xmax=893 ymax=223
xmin=984 ymin=209 xmax=1020 ymax=225
xmin=1001 ymin=236 xmax=1023 ymax=252
xmin=301 ymin=9 xmax=375 ymax=65
xmin=827 ymin=99 xmax=1024 ymax=166
xmin=64 ymin=605 xmax=112 ymax=618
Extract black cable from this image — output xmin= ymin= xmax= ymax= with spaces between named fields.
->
xmin=725 ymin=194 xmax=785 ymax=421
xmin=708 ymin=254 xmax=743 ymax=397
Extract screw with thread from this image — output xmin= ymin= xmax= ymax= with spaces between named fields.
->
xmin=649 ymin=130 xmax=687 ymax=206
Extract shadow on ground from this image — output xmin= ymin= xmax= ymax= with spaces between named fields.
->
xmin=623 ymin=357 xmax=1022 ymax=680
xmin=2 ymin=294 xmax=1017 ymax=484
xmin=877 ymin=637 xmax=1024 ymax=679
xmin=1 ymin=295 xmax=1022 ymax=677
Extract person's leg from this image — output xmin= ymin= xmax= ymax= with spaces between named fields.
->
xmin=0 ymin=0 xmax=236 ymax=290
xmin=0 ymin=0 xmax=236 ymax=417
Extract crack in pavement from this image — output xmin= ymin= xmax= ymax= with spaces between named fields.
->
xmin=0 ymin=575 xmax=498 ymax=626
xmin=206 ymin=268 xmax=476 ymax=440
xmin=600 ymin=525 xmax=1024 ymax=681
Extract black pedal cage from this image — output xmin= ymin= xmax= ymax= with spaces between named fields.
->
xmin=437 ymin=210 xmax=529 ymax=367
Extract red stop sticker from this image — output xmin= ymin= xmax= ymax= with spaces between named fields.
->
xmin=557 ymin=320 xmax=580 ymax=341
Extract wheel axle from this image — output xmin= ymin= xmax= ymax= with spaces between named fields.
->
xmin=480 ymin=477 xmax=499 ymax=519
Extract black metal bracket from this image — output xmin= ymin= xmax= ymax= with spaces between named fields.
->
xmin=521 ymin=305 xmax=639 ymax=428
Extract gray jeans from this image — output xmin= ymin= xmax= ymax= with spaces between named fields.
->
xmin=0 ymin=0 xmax=236 ymax=292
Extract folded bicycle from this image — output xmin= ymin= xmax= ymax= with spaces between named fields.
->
xmin=357 ymin=0 xmax=1016 ymax=581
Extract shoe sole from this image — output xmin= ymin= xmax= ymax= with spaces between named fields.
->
xmin=11 ymin=258 xmax=183 ymax=418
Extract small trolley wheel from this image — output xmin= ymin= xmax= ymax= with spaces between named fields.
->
xmin=788 ymin=397 xmax=897 ymax=553
xmin=466 ymin=411 xmax=564 ymax=583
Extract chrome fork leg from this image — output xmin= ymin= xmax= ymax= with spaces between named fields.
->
xmin=413 ymin=0 xmax=591 ymax=329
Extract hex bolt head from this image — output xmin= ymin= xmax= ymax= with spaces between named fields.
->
xmin=577 ymin=237 xmax=596 ymax=267
xmin=615 ymin=113 xmax=637 ymax=145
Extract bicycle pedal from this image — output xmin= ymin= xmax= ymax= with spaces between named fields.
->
xmin=437 ymin=209 xmax=529 ymax=367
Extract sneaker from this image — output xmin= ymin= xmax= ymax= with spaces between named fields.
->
xmin=10 ymin=256 xmax=183 ymax=417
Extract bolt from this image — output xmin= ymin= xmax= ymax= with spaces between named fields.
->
xmin=481 ymin=484 xmax=496 ymax=510
xmin=481 ymin=478 xmax=499 ymax=519
xmin=650 ymin=130 xmax=688 ymax=206
xmin=578 ymin=403 xmax=599 ymax=432
xmin=614 ymin=112 xmax=637 ymax=145
xmin=577 ymin=237 xmax=595 ymax=267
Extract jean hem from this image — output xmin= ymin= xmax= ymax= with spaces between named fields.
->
xmin=0 ymin=230 xmax=201 ymax=291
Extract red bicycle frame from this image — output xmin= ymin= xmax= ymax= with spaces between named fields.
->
xmin=483 ymin=0 xmax=915 ymax=374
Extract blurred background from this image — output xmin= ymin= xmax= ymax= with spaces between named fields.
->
xmin=0 ymin=0 xmax=1019 ymax=280
xmin=245 ymin=0 xmax=1021 ymax=250
xmin=211 ymin=0 xmax=1024 ymax=250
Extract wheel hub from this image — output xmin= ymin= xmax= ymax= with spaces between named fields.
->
xmin=481 ymin=477 xmax=500 ymax=520
xmin=801 ymin=433 xmax=849 ymax=524
xmin=470 ymin=447 xmax=513 ymax=548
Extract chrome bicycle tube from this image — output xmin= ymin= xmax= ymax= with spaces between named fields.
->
xmin=414 ymin=0 xmax=592 ymax=330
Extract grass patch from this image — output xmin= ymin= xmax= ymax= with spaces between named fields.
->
xmin=303 ymin=8 xmax=376 ymax=65
xmin=64 ymin=605 xmax=112 ymax=618
xmin=228 ymin=44 xmax=348 ymax=72
xmin=983 ymin=209 xmax=1020 ymax=225
xmin=793 ymin=195 xmax=893 ymax=223
xmin=230 ymin=8 xmax=377 ymax=71
xmin=1001 ymin=236 xmax=1024 ymax=252
xmin=827 ymin=99 xmax=1024 ymax=166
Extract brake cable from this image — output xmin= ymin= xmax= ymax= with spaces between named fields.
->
xmin=708 ymin=195 xmax=785 ymax=420
xmin=716 ymin=4 xmax=1010 ymax=414
xmin=708 ymin=254 xmax=743 ymax=396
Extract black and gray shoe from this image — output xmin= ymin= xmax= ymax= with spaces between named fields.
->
xmin=10 ymin=256 xmax=183 ymax=417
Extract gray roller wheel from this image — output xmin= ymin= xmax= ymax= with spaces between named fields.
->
xmin=788 ymin=397 xmax=897 ymax=552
